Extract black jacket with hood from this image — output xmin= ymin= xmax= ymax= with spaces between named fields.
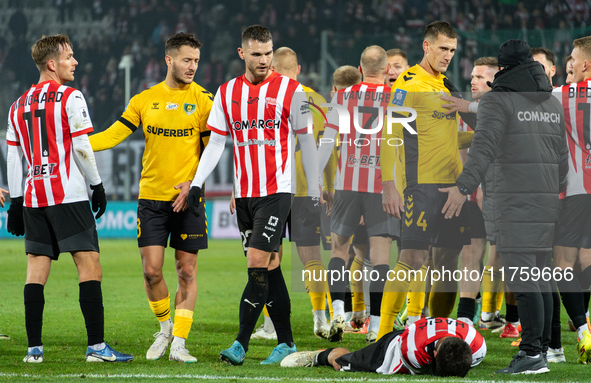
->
xmin=456 ymin=41 xmax=568 ymax=254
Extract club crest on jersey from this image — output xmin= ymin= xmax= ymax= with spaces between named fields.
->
xmin=184 ymin=103 xmax=197 ymax=115
xmin=265 ymin=97 xmax=277 ymax=107
xmin=166 ymin=102 xmax=179 ymax=110
xmin=392 ymin=89 xmax=407 ymax=106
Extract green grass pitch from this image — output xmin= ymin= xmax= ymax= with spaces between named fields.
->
xmin=0 ymin=238 xmax=589 ymax=382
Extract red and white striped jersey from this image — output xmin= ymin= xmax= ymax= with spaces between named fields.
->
xmin=206 ymin=71 xmax=307 ymax=198
xmin=326 ymin=82 xmax=391 ymax=193
xmin=7 ymin=80 xmax=94 ymax=207
xmin=552 ymin=82 xmax=591 ymax=197
xmin=376 ymin=317 xmax=486 ymax=375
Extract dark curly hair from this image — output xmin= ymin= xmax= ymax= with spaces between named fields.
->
xmin=435 ymin=337 xmax=473 ymax=377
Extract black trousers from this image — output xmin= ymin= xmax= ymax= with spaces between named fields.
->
xmin=499 ymin=252 xmax=552 ymax=356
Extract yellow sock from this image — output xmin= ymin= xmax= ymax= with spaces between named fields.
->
xmin=429 ymin=271 xmax=457 ymax=318
xmin=350 ymin=257 xmax=365 ymax=312
xmin=327 ymin=291 xmax=334 ymax=321
xmin=407 ymin=265 xmax=427 ymax=317
xmin=378 ymin=262 xmax=413 ymax=340
xmin=481 ymin=267 xmax=503 ymax=313
xmin=148 ymin=294 xmax=171 ymax=322
xmin=497 ymin=289 xmax=505 ymax=313
xmin=172 ymin=309 xmax=194 ymax=339
xmin=304 ymin=260 xmax=328 ymax=312
xmin=428 ymin=291 xmax=457 ymax=318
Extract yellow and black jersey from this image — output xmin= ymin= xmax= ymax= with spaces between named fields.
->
xmin=389 ymin=64 xmax=463 ymax=186
xmin=90 ymin=81 xmax=213 ymax=201
xmin=295 ymin=85 xmax=337 ymax=197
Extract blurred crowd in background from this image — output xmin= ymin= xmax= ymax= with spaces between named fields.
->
xmin=0 ymin=0 xmax=589 ymax=133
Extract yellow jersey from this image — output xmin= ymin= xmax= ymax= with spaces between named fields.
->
xmin=295 ymin=85 xmax=336 ymax=196
xmin=389 ymin=64 xmax=463 ymax=186
xmin=90 ymin=81 xmax=213 ymax=201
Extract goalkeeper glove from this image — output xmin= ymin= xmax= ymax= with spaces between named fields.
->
xmin=7 ymin=196 xmax=24 ymax=236
xmin=187 ymin=186 xmax=202 ymax=217
xmin=90 ymin=183 xmax=107 ymax=220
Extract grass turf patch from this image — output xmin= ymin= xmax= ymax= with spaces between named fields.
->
xmin=0 ymin=239 xmax=588 ymax=382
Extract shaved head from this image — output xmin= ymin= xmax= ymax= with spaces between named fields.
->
xmin=360 ymin=45 xmax=388 ymax=76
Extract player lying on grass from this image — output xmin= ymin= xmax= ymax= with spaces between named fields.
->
xmin=281 ymin=317 xmax=485 ymax=377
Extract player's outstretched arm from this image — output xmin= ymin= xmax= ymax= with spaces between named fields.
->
xmin=89 ymin=120 xmax=134 ymax=152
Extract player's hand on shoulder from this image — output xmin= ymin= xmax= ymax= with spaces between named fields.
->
xmin=7 ymin=196 xmax=25 ymax=236
xmin=90 ymin=183 xmax=107 ymax=220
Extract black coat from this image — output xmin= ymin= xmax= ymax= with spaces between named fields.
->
xmin=456 ymin=61 xmax=568 ymax=254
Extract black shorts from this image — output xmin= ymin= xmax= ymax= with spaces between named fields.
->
xmin=235 ymin=193 xmax=291 ymax=254
xmin=331 ymin=190 xmax=400 ymax=238
xmin=24 ymin=201 xmax=99 ymax=260
xmin=401 ymin=184 xmax=470 ymax=250
xmin=137 ymin=199 xmax=208 ymax=251
xmin=466 ymin=201 xmax=486 ymax=239
xmin=335 ymin=330 xmax=404 ymax=372
xmin=285 ymin=197 xmax=321 ymax=247
xmin=554 ymin=195 xmax=591 ymax=248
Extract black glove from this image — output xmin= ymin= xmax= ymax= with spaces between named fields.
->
xmin=7 ymin=196 xmax=24 ymax=236
xmin=302 ymin=196 xmax=321 ymax=227
xmin=187 ymin=186 xmax=202 ymax=217
xmin=90 ymin=183 xmax=107 ymax=220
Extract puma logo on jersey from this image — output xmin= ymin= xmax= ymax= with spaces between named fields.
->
xmin=262 ymin=232 xmax=274 ymax=243
xmin=244 ymin=299 xmax=259 ymax=308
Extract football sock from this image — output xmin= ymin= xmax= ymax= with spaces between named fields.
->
xmin=160 ymin=319 xmax=173 ymax=334
xmin=88 ymin=342 xmax=106 ymax=351
xmin=428 ymin=290 xmax=457 ymax=318
xmin=304 ymin=260 xmax=328 ymax=312
xmin=557 ymin=269 xmax=587 ymax=329
xmin=266 ymin=266 xmax=294 ymax=347
xmin=79 ymin=280 xmax=104 ymax=346
xmin=505 ymin=303 xmax=519 ymax=323
xmin=368 ymin=315 xmax=380 ymax=333
xmin=24 ymin=283 xmax=45 ymax=348
xmin=408 ymin=265 xmax=428 ymax=316
xmin=457 ymin=297 xmax=476 ymax=324
xmin=332 ymin=299 xmax=345 ymax=318
xmin=316 ymin=348 xmax=335 ymax=366
xmin=481 ymin=267 xmax=502 ymax=315
xmin=171 ymin=336 xmax=186 ymax=348
xmin=236 ymin=268 xmax=268 ymax=351
xmin=377 ymin=262 xmax=412 ymax=339
xmin=369 ymin=264 xmax=389 ymax=317
xmin=172 ymin=309 xmax=193 ymax=339
xmin=497 ymin=289 xmax=505 ymax=312
xmin=578 ymin=266 xmax=591 ymax=312
xmin=263 ymin=307 xmax=275 ymax=333
xmin=327 ymin=258 xmax=347 ymax=304
xmin=148 ymin=293 xmax=171 ymax=323
xmin=350 ymin=257 xmax=365 ymax=312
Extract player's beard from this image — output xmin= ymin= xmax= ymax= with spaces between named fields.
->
xmin=171 ymin=62 xmax=194 ymax=85
xmin=247 ymin=62 xmax=269 ymax=82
